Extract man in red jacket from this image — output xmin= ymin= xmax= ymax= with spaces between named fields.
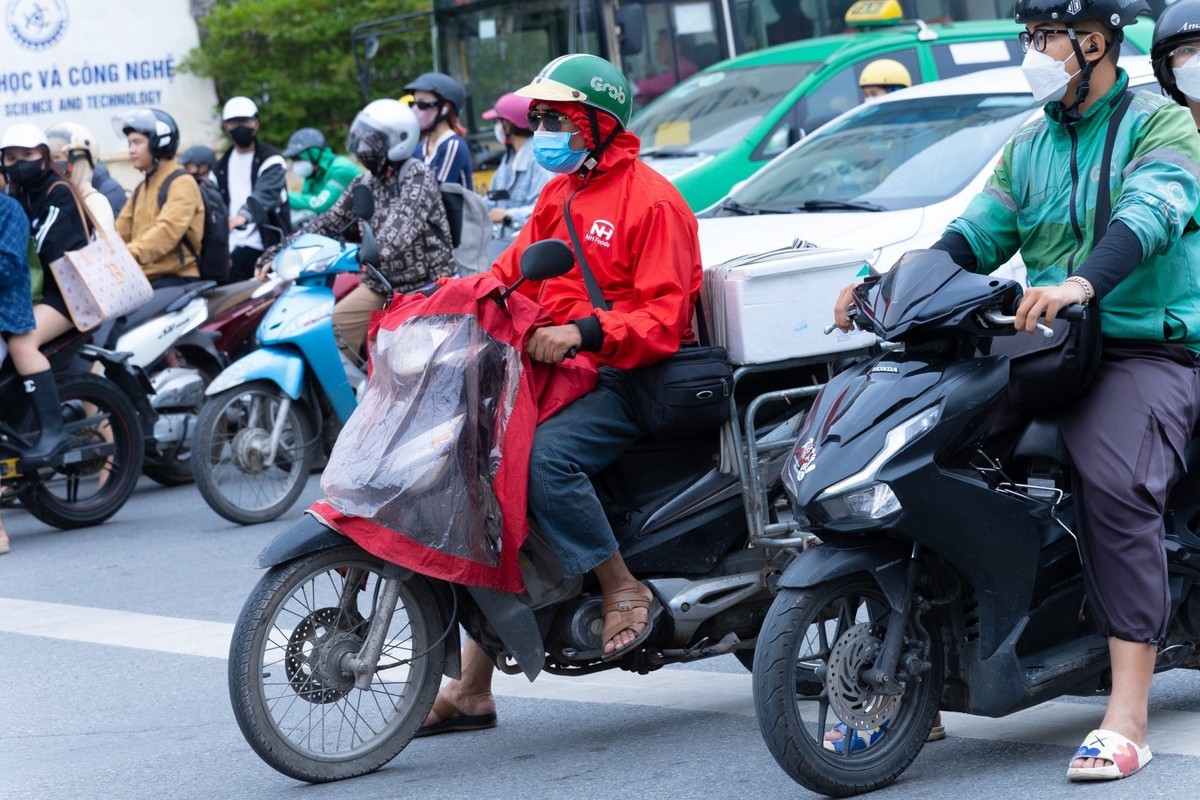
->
xmin=418 ymin=54 xmax=703 ymax=737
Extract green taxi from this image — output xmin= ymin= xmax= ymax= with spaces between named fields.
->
xmin=631 ymin=1 xmax=1157 ymax=211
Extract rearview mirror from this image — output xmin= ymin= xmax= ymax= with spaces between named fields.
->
xmin=615 ymin=3 xmax=645 ymax=56
xmin=352 ymin=184 xmax=375 ymax=222
xmin=243 ymin=196 xmax=264 ymax=225
xmin=519 ymin=239 xmax=575 ymax=282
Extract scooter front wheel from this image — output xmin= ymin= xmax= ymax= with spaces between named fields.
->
xmin=228 ymin=544 xmax=446 ymax=782
xmin=192 ymin=381 xmax=315 ymax=525
xmin=752 ymin=578 xmax=943 ymax=797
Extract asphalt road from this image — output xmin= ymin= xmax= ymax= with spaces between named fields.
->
xmin=2 ymin=476 xmax=1200 ymax=799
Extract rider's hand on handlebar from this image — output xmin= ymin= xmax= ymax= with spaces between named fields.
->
xmin=1013 ymin=282 xmax=1088 ymax=334
xmin=528 ymin=325 xmax=583 ymax=364
xmin=229 ymin=213 xmax=249 ymax=232
xmin=833 ymin=281 xmax=859 ymax=332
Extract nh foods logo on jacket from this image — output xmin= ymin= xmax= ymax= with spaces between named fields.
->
xmin=586 ymin=218 xmax=615 ymax=248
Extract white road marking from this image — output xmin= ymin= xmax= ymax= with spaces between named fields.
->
xmin=4 ymin=596 xmax=1200 ymax=758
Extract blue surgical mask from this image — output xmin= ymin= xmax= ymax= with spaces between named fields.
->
xmin=532 ymin=130 xmax=587 ymax=174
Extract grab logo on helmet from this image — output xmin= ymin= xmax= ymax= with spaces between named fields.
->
xmin=590 ymin=77 xmax=627 ymax=106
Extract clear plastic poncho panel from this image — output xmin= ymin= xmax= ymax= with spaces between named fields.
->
xmin=320 ymin=313 xmax=521 ymax=567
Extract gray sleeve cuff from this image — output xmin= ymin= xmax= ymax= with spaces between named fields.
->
xmin=570 ymin=316 xmax=604 ymax=352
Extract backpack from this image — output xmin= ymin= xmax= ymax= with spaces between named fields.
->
xmin=439 ymin=181 xmax=493 ymax=276
xmin=148 ymin=170 xmax=231 ymax=284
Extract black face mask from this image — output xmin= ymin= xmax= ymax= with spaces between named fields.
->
xmin=358 ymin=153 xmax=387 ymax=177
xmin=6 ymin=158 xmax=48 ymax=189
xmin=229 ymin=125 xmax=256 ymax=148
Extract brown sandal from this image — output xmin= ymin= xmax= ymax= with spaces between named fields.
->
xmin=599 ymin=585 xmax=662 ymax=662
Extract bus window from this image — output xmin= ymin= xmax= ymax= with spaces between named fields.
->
xmin=626 ymin=2 xmax=725 ymax=109
xmin=435 ymin=0 xmax=603 ymax=136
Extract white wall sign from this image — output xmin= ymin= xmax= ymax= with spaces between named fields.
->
xmin=0 ymin=0 xmax=220 ymax=169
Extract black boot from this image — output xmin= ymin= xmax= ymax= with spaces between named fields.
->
xmin=19 ymin=370 xmax=67 ymax=468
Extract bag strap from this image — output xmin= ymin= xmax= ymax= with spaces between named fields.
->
xmin=50 ymin=180 xmax=96 ymax=242
xmin=155 ymin=169 xmax=201 ymax=265
xmin=563 ymin=186 xmax=610 ymax=310
xmin=1087 ymin=90 xmax=1134 ymax=260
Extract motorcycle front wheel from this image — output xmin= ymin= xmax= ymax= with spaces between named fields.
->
xmin=752 ymin=578 xmax=943 ymax=797
xmin=22 ymin=371 xmax=145 ymax=530
xmin=192 ymin=381 xmax=315 ymax=525
xmin=229 ymin=544 xmax=446 ymax=783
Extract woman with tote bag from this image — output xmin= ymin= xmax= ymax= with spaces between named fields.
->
xmin=1 ymin=123 xmax=90 ymax=467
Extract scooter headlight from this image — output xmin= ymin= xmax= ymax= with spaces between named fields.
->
xmin=819 ymin=481 xmax=902 ymax=522
xmin=818 ymin=404 xmax=941 ymax=500
xmin=274 ymin=245 xmax=337 ymax=281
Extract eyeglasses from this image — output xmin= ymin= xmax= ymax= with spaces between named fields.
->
xmin=1169 ymin=44 xmax=1200 ymax=67
xmin=409 ymin=99 xmax=440 ymax=111
xmin=1018 ymin=28 xmax=1071 ymax=53
xmin=527 ymin=110 xmax=573 ymax=133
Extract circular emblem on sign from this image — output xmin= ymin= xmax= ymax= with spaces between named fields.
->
xmin=6 ymin=0 xmax=69 ymax=51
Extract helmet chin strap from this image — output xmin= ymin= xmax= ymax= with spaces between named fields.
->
xmin=1062 ymin=26 xmax=1106 ymax=123
xmin=577 ymin=106 xmax=620 ymax=178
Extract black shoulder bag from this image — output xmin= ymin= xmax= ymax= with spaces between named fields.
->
xmin=989 ymin=91 xmax=1133 ymax=412
xmin=563 ymin=188 xmax=731 ymax=438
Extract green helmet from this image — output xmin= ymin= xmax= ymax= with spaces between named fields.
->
xmin=516 ymin=54 xmax=633 ymax=129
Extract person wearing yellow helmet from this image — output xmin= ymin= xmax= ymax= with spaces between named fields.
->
xmin=858 ymin=58 xmax=913 ymax=100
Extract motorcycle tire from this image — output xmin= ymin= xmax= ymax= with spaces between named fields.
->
xmin=228 ymin=544 xmax=446 ymax=783
xmin=752 ymin=578 xmax=943 ymax=797
xmin=143 ymin=363 xmax=215 ymax=487
xmin=22 ymin=371 xmax=145 ymax=530
xmin=192 ymin=381 xmax=315 ymax=525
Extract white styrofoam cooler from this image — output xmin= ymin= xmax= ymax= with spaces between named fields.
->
xmin=705 ymin=246 xmax=877 ymax=365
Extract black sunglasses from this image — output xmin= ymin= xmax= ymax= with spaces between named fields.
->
xmin=409 ymin=99 xmax=441 ymax=111
xmin=527 ymin=110 xmax=572 ymax=133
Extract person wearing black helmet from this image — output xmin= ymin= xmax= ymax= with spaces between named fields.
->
xmin=112 ymin=108 xmax=205 ymax=288
xmin=403 ymin=72 xmax=473 ymax=189
xmin=1151 ymin=0 xmax=1200 ymax=129
xmin=282 ymin=127 xmax=361 ymax=225
xmin=835 ymin=0 xmax=1200 ymax=782
xmin=178 ymin=145 xmax=218 ymax=186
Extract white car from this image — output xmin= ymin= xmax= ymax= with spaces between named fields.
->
xmin=697 ymin=56 xmax=1160 ymax=280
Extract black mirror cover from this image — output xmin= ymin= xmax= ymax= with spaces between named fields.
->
xmin=352 ymin=184 xmax=375 ymax=222
xmin=519 ymin=239 xmax=575 ymax=282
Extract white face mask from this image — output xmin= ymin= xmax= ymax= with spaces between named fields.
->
xmin=291 ymin=160 xmax=314 ymax=178
xmin=494 ymin=121 xmax=507 ymax=146
xmin=1020 ymin=47 xmax=1081 ymax=105
xmin=1174 ymin=56 xmax=1200 ymax=103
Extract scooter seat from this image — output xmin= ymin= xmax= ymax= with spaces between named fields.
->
xmin=206 ymin=278 xmax=265 ymax=318
xmin=1013 ymin=418 xmax=1069 ymax=464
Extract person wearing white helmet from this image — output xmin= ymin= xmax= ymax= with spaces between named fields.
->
xmin=45 ymin=122 xmax=116 ymax=236
xmin=255 ymin=99 xmax=456 ymax=367
xmin=1 ymin=122 xmax=93 ymax=471
xmin=215 ymin=95 xmax=290 ymax=282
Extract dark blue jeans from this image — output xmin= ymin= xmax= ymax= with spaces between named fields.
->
xmin=528 ymin=368 xmax=645 ymax=577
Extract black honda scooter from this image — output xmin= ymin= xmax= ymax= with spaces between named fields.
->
xmin=751 ymin=250 xmax=1200 ymax=797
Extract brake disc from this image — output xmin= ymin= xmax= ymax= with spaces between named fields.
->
xmin=284 ymin=607 xmax=366 ymax=704
xmin=826 ymin=621 xmax=901 ymax=732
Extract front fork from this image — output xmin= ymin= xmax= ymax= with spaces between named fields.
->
xmin=862 ymin=543 xmax=931 ymax=694
xmin=343 ymin=564 xmax=411 ymax=691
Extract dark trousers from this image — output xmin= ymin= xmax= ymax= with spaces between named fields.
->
xmin=527 ymin=368 xmax=645 ymax=578
xmin=993 ymin=341 xmax=1200 ymax=642
xmin=230 ymin=246 xmax=264 ymax=283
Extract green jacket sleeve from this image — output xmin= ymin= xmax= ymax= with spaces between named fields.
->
xmin=1112 ymin=101 xmax=1200 ymax=258
xmin=944 ymin=136 xmax=1023 ymax=274
xmin=288 ymin=160 xmax=361 ymax=215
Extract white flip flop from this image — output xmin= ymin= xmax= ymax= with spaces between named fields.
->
xmin=1066 ymin=728 xmax=1153 ymax=781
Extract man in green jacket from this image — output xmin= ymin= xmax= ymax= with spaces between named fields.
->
xmin=283 ymin=127 xmax=361 ymax=225
xmin=834 ymin=0 xmax=1200 ymax=784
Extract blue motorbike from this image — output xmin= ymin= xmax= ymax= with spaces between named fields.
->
xmin=192 ymin=232 xmax=362 ymax=525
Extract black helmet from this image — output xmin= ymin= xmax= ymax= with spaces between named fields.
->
xmin=283 ymin=127 xmax=326 ymax=158
xmin=403 ymin=72 xmax=466 ymax=113
xmin=178 ymin=145 xmax=217 ymax=171
xmin=1152 ymin=0 xmax=1200 ymax=105
xmin=1013 ymin=0 xmax=1149 ymax=28
xmin=112 ymin=108 xmax=180 ymax=159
